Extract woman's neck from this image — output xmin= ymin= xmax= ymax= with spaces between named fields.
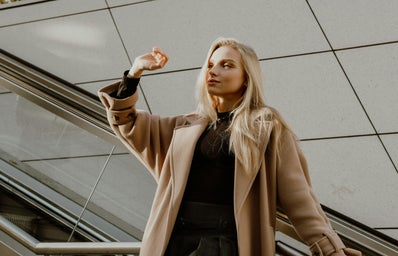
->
xmin=216 ymin=96 xmax=242 ymax=112
xmin=216 ymin=103 xmax=236 ymax=113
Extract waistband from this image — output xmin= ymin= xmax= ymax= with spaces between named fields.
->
xmin=179 ymin=201 xmax=234 ymax=220
xmin=174 ymin=201 xmax=236 ymax=233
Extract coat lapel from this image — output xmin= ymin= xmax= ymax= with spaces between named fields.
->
xmin=170 ymin=116 xmax=208 ymax=206
xmin=234 ymin=120 xmax=273 ymax=216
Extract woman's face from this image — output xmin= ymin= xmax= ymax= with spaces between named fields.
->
xmin=206 ymin=46 xmax=246 ymax=107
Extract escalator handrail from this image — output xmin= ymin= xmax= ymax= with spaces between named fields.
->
xmin=0 ymin=215 xmax=141 ymax=255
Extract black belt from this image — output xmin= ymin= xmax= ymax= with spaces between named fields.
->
xmin=174 ymin=201 xmax=236 ymax=233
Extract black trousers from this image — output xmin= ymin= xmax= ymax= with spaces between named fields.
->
xmin=164 ymin=201 xmax=238 ymax=256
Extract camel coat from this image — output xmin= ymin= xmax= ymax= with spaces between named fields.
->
xmin=99 ymin=82 xmax=361 ymax=256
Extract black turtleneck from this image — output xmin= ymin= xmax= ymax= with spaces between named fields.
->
xmin=183 ymin=112 xmax=235 ymax=205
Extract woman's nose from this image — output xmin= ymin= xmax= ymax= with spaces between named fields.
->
xmin=209 ymin=66 xmax=217 ymax=76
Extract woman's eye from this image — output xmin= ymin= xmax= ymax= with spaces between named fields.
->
xmin=223 ymin=63 xmax=232 ymax=68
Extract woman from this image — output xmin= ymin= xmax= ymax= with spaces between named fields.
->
xmin=98 ymin=38 xmax=361 ymax=256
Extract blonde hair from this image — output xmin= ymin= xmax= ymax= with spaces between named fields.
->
xmin=195 ymin=37 xmax=294 ymax=173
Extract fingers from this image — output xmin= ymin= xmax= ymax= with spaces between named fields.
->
xmin=150 ymin=47 xmax=168 ymax=69
xmin=131 ymin=47 xmax=169 ymax=75
xmin=152 ymin=47 xmax=167 ymax=56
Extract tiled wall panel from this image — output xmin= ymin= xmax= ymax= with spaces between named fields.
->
xmin=0 ymin=0 xmax=107 ymax=26
xmin=337 ymin=43 xmax=398 ymax=133
xmin=262 ymin=53 xmax=374 ymax=139
xmin=0 ymin=10 xmax=130 ymax=83
xmin=308 ymin=0 xmax=398 ymax=48
xmin=302 ymin=136 xmax=398 ymax=228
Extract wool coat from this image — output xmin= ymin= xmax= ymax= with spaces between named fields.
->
xmin=99 ymin=81 xmax=361 ymax=256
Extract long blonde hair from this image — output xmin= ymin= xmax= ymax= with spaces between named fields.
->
xmin=195 ymin=37 xmax=293 ymax=173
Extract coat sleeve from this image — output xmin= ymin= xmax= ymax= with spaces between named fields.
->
xmin=276 ymin=129 xmax=361 ymax=256
xmin=98 ymin=81 xmax=182 ymax=182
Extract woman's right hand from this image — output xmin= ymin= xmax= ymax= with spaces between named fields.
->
xmin=128 ymin=47 xmax=169 ymax=78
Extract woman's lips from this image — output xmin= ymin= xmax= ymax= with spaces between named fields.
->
xmin=207 ymin=79 xmax=220 ymax=84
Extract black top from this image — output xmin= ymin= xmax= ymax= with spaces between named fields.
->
xmin=116 ymin=72 xmax=235 ymax=205
xmin=183 ymin=112 xmax=235 ymax=205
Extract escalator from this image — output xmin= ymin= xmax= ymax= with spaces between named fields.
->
xmin=0 ymin=48 xmax=145 ymax=254
xmin=1 ymin=158 xmax=397 ymax=255
xmin=1 ymin=49 xmax=397 ymax=255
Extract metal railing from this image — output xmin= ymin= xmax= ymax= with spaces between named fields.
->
xmin=0 ymin=215 xmax=141 ymax=255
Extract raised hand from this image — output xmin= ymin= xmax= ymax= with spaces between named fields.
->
xmin=128 ymin=47 xmax=169 ymax=78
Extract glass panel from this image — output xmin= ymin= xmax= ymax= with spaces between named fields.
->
xmin=87 ymin=154 xmax=156 ymax=240
xmin=0 ymin=88 xmax=149 ymax=240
